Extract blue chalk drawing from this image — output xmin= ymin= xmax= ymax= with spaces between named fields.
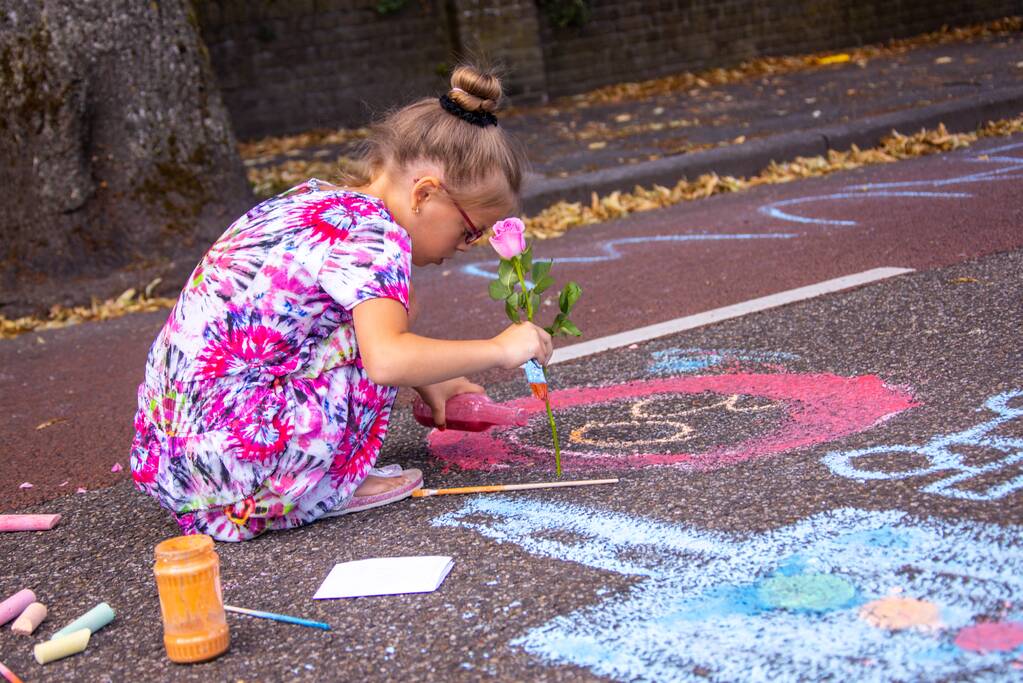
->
xmin=823 ymin=390 xmax=1023 ymax=501
xmin=760 ymin=141 xmax=1023 ymax=227
xmin=648 ymin=348 xmax=800 ymax=374
xmin=433 ymin=498 xmax=1023 ymax=682
xmin=461 ymin=233 xmax=796 ymax=281
xmin=760 ymin=191 xmax=971 ymax=226
xmin=460 ymin=140 xmax=1023 ymax=282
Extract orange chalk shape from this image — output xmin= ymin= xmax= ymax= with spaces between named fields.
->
xmin=11 ymin=602 xmax=47 ymax=636
xmin=859 ymin=596 xmax=942 ymax=630
xmin=154 ymin=534 xmax=230 ymax=663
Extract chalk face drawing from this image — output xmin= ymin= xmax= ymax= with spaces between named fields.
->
xmin=428 ymin=373 xmax=915 ymax=472
xmin=823 ymin=390 xmax=1023 ymax=501
xmin=434 ymin=498 xmax=1023 ymax=682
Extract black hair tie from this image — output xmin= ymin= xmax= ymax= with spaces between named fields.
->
xmin=439 ymin=94 xmax=498 ymax=128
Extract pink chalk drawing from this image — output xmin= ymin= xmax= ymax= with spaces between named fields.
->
xmin=428 ymin=373 xmax=917 ymax=472
xmin=954 ymin=621 xmax=1023 ymax=653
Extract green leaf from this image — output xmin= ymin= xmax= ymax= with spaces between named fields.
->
xmin=520 ymin=242 xmax=533 ymax=275
xmin=489 ymin=280 xmax=511 ymax=300
xmin=530 ymin=292 xmax=540 ymax=316
xmin=498 ymin=259 xmax=516 ymax=286
xmin=559 ymin=281 xmax=582 ymax=314
xmin=533 ymin=274 xmax=555 ymax=294
xmin=560 ymin=319 xmax=582 ymax=336
xmin=518 ymin=291 xmax=529 ymax=312
xmin=505 ymin=299 xmax=520 ymax=323
xmin=531 ymin=260 xmax=552 ymax=282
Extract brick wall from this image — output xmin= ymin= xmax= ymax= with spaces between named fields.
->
xmin=537 ymin=0 xmax=1023 ymax=95
xmin=195 ymin=0 xmax=1023 ymax=139
xmin=193 ymin=0 xmax=455 ymax=139
xmin=451 ymin=0 xmax=548 ymax=101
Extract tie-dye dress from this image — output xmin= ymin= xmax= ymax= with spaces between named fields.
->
xmin=130 ymin=180 xmax=411 ymax=541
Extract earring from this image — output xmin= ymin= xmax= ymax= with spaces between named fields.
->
xmin=414 ymin=206 xmax=421 ymax=215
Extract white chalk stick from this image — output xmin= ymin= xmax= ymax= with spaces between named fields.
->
xmin=34 ymin=628 xmax=91 ymax=664
xmin=11 ymin=602 xmax=47 ymax=635
xmin=0 ymin=589 xmax=35 ymax=627
xmin=0 ymin=514 xmax=62 ymax=532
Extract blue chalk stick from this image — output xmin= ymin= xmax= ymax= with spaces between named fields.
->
xmin=51 ymin=602 xmax=115 ymax=640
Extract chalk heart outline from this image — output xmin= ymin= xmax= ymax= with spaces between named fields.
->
xmin=428 ymin=373 xmax=917 ymax=472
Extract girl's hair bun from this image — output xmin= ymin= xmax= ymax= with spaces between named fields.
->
xmin=449 ymin=64 xmax=502 ymax=113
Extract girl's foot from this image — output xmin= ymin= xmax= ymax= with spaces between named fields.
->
xmin=322 ymin=467 xmax=424 ymax=518
xmin=353 ymin=473 xmax=417 ymax=497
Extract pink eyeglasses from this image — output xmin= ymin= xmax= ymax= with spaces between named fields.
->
xmin=415 ymin=179 xmax=485 ymax=245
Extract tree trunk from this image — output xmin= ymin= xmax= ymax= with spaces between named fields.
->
xmin=0 ymin=0 xmax=253 ymax=316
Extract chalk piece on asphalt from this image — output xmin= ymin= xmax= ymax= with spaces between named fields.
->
xmin=0 ymin=589 xmax=36 ymax=627
xmin=0 ymin=514 xmax=62 ymax=532
xmin=34 ymin=629 xmax=91 ymax=665
xmin=12 ymin=602 xmax=47 ymax=635
xmin=51 ymin=602 xmax=114 ymax=640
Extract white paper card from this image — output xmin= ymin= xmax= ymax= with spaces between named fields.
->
xmin=313 ymin=555 xmax=455 ymax=599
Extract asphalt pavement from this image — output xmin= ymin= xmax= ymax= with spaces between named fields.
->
xmin=1 ymin=230 xmax=1020 ymax=682
xmin=1 ymin=131 xmax=1022 ymax=680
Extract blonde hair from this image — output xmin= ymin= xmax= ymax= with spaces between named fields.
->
xmin=338 ymin=64 xmax=529 ymax=210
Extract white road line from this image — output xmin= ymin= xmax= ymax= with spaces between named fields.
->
xmin=550 ymin=267 xmax=914 ymax=365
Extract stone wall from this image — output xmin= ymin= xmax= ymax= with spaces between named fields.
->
xmin=195 ymin=0 xmax=1023 ymax=140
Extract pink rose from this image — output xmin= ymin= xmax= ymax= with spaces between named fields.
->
xmin=489 ymin=217 xmax=526 ymax=259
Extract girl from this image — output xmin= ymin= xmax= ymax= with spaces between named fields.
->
xmin=130 ymin=65 xmax=552 ymax=542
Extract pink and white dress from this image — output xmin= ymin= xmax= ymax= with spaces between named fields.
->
xmin=130 ymin=180 xmax=411 ymax=541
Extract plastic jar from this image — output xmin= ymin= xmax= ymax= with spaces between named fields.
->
xmin=153 ymin=534 xmax=230 ymax=663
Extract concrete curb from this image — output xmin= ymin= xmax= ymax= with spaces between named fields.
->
xmin=520 ymin=85 xmax=1023 ymax=214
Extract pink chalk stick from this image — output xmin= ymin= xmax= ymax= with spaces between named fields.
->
xmin=0 ymin=514 xmax=62 ymax=532
xmin=0 ymin=589 xmax=36 ymax=627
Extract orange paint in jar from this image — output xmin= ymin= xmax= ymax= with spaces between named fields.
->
xmin=154 ymin=534 xmax=230 ymax=663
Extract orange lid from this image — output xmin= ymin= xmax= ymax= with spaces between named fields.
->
xmin=155 ymin=534 xmax=214 ymax=562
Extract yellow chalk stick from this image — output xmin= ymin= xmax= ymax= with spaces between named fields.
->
xmin=34 ymin=628 xmax=90 ymax=664
xmin=11 ymin=602 xmax=46 ymax=636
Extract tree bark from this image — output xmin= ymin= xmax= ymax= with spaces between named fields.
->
xmin=0 ymin=0 xmax=253 ymax=316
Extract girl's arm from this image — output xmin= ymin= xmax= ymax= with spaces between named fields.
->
xmin=353 ymin=298 xmax=552 ymax=387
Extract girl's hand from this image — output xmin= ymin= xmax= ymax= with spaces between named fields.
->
xmin=413 ymin=376 xmax=485 ymax=429
xmin=491 ymin=322 xmax=553 ymax=369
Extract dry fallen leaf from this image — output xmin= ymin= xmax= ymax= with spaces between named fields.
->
xmin=587 ymin=141 xmax=608 ymax=150
xmin=950 ymin=277 xmax=979 ymax=284
xmin=35 ymin=417 xmax=67 ymax=430
xmin=816 ymin=53 xmax=851 ymax=65
xmin=934 ymin=56 xmax=953 ymax=64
